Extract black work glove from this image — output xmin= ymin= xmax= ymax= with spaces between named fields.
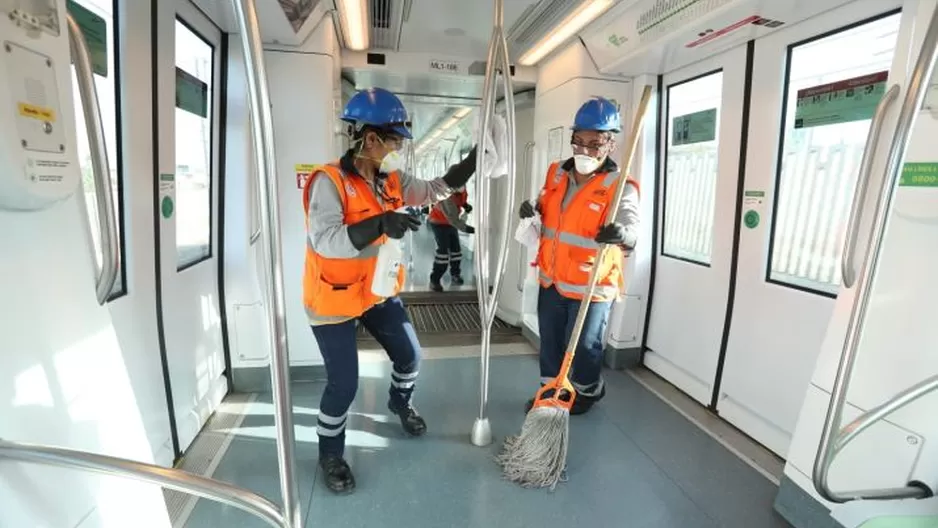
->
xmin=519 ymin=200 xmax=539 ymax=219
xmin=463 ymin=203 xmax=473 ymax=214
xmin=347 ymin=211 xmax=421 ymax=251
xmin=464 ymin=225 xmax=475 ymax=234
xmin=420 ymin=205 xmax=430 ymax=215
xmin=442 ymin=146 xmax=478 ymax=189
xmin=594 ymin=223 xmax=631 ymax=247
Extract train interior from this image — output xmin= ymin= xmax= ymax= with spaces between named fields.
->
xmin=2 ymin=0 xmax=938 ymax=526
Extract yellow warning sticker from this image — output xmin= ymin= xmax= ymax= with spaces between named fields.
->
xmin=18 ymin=102 xmax=56 ymax=122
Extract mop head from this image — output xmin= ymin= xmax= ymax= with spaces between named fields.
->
xmin=495 ymin=405 xmax=570 ymax=490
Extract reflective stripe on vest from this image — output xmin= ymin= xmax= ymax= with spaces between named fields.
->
xmin=428 ymin=190 xmax=467 ymax=225
xmin=534 ymin=161 xmax=636 ymax=302
xmin=301 ymin=163 xmax=406 ymax=319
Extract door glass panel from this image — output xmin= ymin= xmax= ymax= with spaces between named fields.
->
xmin=662 ymin=70 xmax=723 ymax=265
xmin=174 ymin=20 xmax=214 ymax=268
xmin=70 ymin=0 xmax=125 ymax=298
xmin=768 ymin=13 xmax=901 ymax=295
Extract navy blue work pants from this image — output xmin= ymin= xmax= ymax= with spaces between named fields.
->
xmin=311 ymin=296 xmax=420 ymax=458
xmin=537 ymin=285 xmax=611 ymax=397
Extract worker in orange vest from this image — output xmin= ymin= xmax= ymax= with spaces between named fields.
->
xmin=427 ymin=186 xmax=474 ymax=291
xmin=302 ymin=87 xmax=499 ymax=494
xmin=519 ymin=96 xmax=640 ymax=416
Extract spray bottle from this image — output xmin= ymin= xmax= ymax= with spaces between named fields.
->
xmin=371 ymin=207 xmax=413 ymax=297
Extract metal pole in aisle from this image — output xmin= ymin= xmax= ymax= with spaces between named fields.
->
xmin=230 ymin=0 xmax=302 ymax=526
xmin=471 ymin=0 xmax=517 ymax=447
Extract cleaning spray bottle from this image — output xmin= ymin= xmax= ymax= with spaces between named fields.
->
xmin=371 ymin=207 xmax=412 ymax=297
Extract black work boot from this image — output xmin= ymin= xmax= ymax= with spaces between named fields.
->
xmin=451 ymin=275 xmax=464 ymax=286
xmin=429 ymin=279 xmax=443 ymax=292
xmin=570 ymin=384 xmax=606 ymax=416
xmin=319 ymin=455 xmax=355 ymax=494
xmin=388 ymin=400 xmax=427 ymax=436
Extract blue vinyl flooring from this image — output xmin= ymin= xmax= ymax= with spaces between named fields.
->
xmin=185 ymin=354 xmax=792 ymax=528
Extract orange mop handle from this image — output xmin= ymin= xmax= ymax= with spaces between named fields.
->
xmin=546 ymin=86 xmax=654 ymax=399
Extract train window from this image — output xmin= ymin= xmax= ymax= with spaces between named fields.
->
xmin=175 ymin=20 xmax=215 ymax=269
xmin=767 ymin=12 xmax=901 ymax=295
xmin=662 ymin=70 xmax=724 ymax=265
xmin=70 ymin=0 xmax=125 ymax=299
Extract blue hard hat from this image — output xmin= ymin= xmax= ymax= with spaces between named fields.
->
xmin=342 ymin=87 xmax=412 ymax=139
xmin=572 ymin=97 xmax=621 ymax=133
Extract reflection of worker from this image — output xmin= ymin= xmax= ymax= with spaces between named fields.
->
xmin=301 ymin=87 xmax=497 ymax=494
xmin=428 ymin=187 xmax=474 ymax=291
xmin=518 ymin=97 xmax=640 ymax=416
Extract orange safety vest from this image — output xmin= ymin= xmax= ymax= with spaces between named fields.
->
xmin=428 ymin=190 xmax=468 ymax=225
xmin=535 ymin=161 xmax=639 ymax=302
xmin=301 ymin=163 xmax=406 ymax=321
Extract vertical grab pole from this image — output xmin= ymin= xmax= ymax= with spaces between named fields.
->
xmin=471 ymin=0 xmax=516 ymax=447
xmin=230 ymin=1 xmax=302 ymax=526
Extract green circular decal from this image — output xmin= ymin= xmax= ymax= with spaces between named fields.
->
xmin=744 ymin=210 xmax=760 ymax=229
xmin=161 ymin=196 xmax=174 ymax=219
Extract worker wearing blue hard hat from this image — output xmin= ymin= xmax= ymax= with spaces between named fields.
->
xmin=518 ymin=96 xmax=640 ymax=416
xmin=300 ymin=87 xmax=504 ymax=494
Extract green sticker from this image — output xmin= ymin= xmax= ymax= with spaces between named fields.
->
xmin=175 ymin=67 xmax=209 ymax=118
xmin=794 ymin=71 xmax=887 ymax=129
xmin=744 ymin=210 xmax=760 ymax=229
xmin=899 ymin=162 xmax=938 ymax=187
xmin=67 ymin=0 xmax=108 ymax=77
xmin=161 ymin=195 xmax=174 ymax=219
xmin=672 ymin=108 xmax=717 ymax=146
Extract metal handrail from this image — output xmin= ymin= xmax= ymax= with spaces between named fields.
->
xmin=0 ymin=438 xmax=286 ymax=528
xmin=68 ymin=14 xmax=119 ymax=304
xmin=471 ymin=0 xmax=517 ymax=447
xmin=813 ymin=3 xmax=938 ymax=504
xmin=516 ymin=141 xmax=535 ymax=293
xmin=231 ymin=0 xmax=302 ymax=525
xmin=840 ymin=84 xmax=900 ymax=288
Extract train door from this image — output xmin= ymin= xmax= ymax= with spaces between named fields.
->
xmin=644 ymin=45 xmax=749 ymax=406
xmin=155 ymin=0 xmax=226 ymax=453
xmin=718 ymin=3 xmax=904 ymax=456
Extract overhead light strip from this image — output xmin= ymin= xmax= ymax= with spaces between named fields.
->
xmin=518 ymin=0 xmax=614 ymax=66
xmin=337 ymin=0 xmax=369 ymax=50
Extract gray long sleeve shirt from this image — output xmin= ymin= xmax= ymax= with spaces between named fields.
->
xmin=306 ymin=155 xmax=454 ymax=260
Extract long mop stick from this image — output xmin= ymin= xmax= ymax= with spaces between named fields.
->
xmin=496 ymin=85 xmax=654 ymax=489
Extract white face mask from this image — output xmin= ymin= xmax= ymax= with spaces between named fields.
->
xmin=574 ymin=154 xmax=602 ymax=174
xmin=380 ymin=150 xmax=404 ymax=173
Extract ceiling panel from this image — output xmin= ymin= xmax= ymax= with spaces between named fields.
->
xmin=397 ymin=0 xmax=539 ymax=59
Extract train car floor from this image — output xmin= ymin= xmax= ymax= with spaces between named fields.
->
xmin=174 ymin=345 xmax=792 ymax=528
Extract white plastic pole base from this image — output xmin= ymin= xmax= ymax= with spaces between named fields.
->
xmin=470 ymin=417 xmax=492 ymax=446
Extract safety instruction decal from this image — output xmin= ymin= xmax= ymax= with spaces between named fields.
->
xmin=159 ymin=173 xmax=174 ymax=219
xmin=296 ymin=164 xmax=315 ymax=189
xmin=175 ymin=67 xmax=209 ymax=118
xmin=742 ymin=190 xmax=765 ymax=229
xmin=899 ymin=162 xmax=938 ymax=187
xmin=671 ymin=108 xmax=716 ymax=146
xmin=67 ymin=0 xmax=108 ymax=77
xmin=17 ymin=102 xmax=56 ymax=123
xmin=794 ymin=71 xmax=888 ymax=129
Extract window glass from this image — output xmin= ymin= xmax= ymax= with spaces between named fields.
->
xmin=663 ymin=71 xmax=723 ymax=265
xmin=769 ymin=13 xmax=901 ymax=294
xmin=174 ymin=20 xmax=214 ymax=268
xmin=70 ymin=0 xmax=124 ymax=297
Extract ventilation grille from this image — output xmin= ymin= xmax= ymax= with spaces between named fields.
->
xmin=368 ymin=0 xmax=406 ymax=51
xmin=505 ymin=0 xmax=588 ymax=50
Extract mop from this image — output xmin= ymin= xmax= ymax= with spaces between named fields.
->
xmin=495 ymin=85 xmax=654 ymax=490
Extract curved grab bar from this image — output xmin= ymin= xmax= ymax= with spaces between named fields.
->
xmin=517 ymin=141 xmax=535 ymax=293
xmin=471 ymin=0 xmax=516 ymax=447
xmin=0 ymin=438 xmax=286 ymax=528
xmin=68 ymin=14 xmax=119 ymax=305
xmin=230 ymin=0 xmax=302 ymax=525
xmin=814 ymin=4 xmax=938 ymax=504
xmin=840 ymin=84 xmax=900 ymax=287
